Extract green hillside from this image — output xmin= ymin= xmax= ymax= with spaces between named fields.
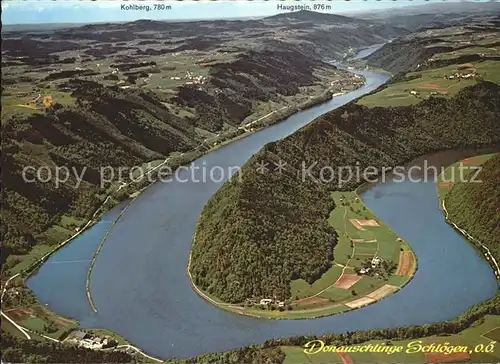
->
xmin=2 ymin=14 xmax=392 ymax=276
xmin=191 ymin=81 xmax=500 ymax=304
xmin=446 ymin=154 xmax=500 ymax=263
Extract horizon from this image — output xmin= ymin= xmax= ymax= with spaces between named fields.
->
xmin=2 ymin=0 xmax=496 ymax=26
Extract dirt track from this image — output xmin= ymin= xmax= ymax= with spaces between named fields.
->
xmin=338 ymin=352 xmax=354 ymax=364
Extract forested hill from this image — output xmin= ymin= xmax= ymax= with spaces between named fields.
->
xmin=191 ymin=81 xmax=500 ymax=304
xmin=446 ymin=154 xmax=500 ymax=262
xmin=364 ymin=17 xmax=500 ymax=74
xmin=1 ymin=13 xmax=407 ymax=274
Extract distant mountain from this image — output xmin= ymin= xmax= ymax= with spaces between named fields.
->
xmin=264 ymin=10 xmax=364 ymax=24
xmin=354 ymin=2 xmax=500 ymax=31
xmin=355 ymin=2 xmax=500 ymax=17
xmin=1 ymin=11 xmax=408 ymax=273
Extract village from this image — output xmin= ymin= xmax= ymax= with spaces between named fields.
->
xmin=407 ymin=69 xmax=479 ymax=98
xmin=330 ymin=73 xmax=364 ymax=95
xmin=170 ymin=70 xmax=208 ymax=85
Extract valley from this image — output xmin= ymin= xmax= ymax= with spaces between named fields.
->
xmin=2 ymin=11 xmax=398 ymax=280
xmin=190 ymin=18 xmax=500 ymax=311
xmin=2 ymin=4 xmax=500 ymax=364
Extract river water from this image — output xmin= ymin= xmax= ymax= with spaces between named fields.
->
xmin=27 ymin=56 xmax=498 ymax=358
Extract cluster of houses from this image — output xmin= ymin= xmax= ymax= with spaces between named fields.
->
xmin=169 ymin=71 xmax=207 ymax=85
xmin=330 ymin=76 xmax=364 ymax=93
xmin=359 ymin=256 xmax=382 ymax=275
xmin=258 ymin=298 xmax=286 ymax=307
xmin=444 ymin=72 xmax=477 ymax=80
xmin=70 ymin=330 xmax=114 ymax=350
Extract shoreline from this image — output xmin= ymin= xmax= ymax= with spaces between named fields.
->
xmin=1 ymin=67 xmax=367 ymax=353
xmin=186 ymin=189 xmax=417 ymax=320
xmin=183 ymin=147 xmax=500 ymax=320
xmin=436 ymin=154 xmax=500 ymax=280
xmin=81 ymin=71 xmax=364 ymax=314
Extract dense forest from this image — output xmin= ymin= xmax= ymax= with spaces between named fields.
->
xmin=191 ymin=81 xmax=500 ymax=303
xmin=445 ymin=154 xmax=500 ymax=262
xmin=0 ymin=331 xmax=133 ymax=363
xmin=365 ymin=19 xmax=500 ymax=74
xmin=167 ymin=346 xmax=285 ymax=364
xmin=1 ymin=82 xmax=193 ymax=266
xmin=2 ymin=10 xmax=401 ymax=272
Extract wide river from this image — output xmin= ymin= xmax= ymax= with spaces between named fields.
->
xmin=28 ymin=55 xmax=498 ymax=358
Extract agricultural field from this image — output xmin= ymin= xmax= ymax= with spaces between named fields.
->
xmin=282 ymin=315 xmax=500 ymax=364
xmin=432 ymin=46 xmax=500 ymax=61
xmin=359 ymin=23 xmax=500 ymax=107
xmin=291 ymin=192 xmax=413 ymax=306
xmin=358 ymin=60 xmax=500 ymax=107
xmin=4 ymin=304 xmax=78 ymax=340
xmin=230 ymin=191 xmax=415 ymax=319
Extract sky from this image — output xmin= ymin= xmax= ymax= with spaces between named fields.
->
xmin=0 ymin=0 xmax=493 ymax=25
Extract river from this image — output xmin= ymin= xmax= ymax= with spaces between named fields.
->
xmin=27 ymin=55 xmax=498 ymax=359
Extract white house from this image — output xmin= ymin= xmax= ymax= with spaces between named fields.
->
xmin=371 ymin=257 xmax=381 ymax=268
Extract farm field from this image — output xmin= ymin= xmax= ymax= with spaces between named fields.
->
xmin=234 ymin=191 xmax=416 ymax=319
xmin=358 ymin=31 xmax=500 ymax=107
xmin=359 ymin=59 xmax=500 ymax=107
xmin=200 ymin=191 xmax=415 ymax=319
xmin=433 ymin=46 xmax=500 ymax=60
xmin=282 ymin=315 xmax=500 ymax=364
xmin=4 ymin=304 xmax=78 ymax=340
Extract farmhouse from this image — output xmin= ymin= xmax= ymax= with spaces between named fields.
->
xmin=73 ymin=331 xmax=89 ymax=340
xmin=260 ymin=298 xmax=273 ymax=305
xmin=371 ymin=257 xmax=381 ymax=268
xmin=360 ymin=267 xmax=371 ymax=275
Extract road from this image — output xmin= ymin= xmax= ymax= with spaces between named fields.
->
xmin=442 ymin=200 xmax=500 ymax=278
xmin=1 ymin=273 xmax=31 ymax=339
xmin=1 ymin=273 xmax=162 ymax=361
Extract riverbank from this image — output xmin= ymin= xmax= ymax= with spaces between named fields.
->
xmin=23 ymin=72 xmax=499 ymax=359
xmin=186 ymin=190 xmax=416 ymax=319
xmin=437 ymin=153 xmax=500 ymax=280
xmin=4 ymin=66 xmax=358 ymax=280
xmin=1 ymin=67 xmax=368 ymax=349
